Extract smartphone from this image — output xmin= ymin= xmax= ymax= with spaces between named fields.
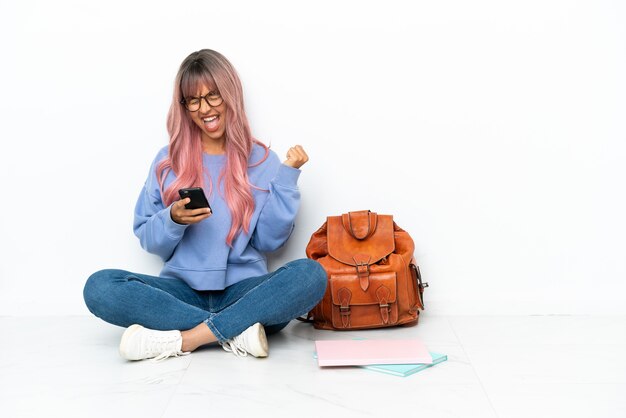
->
xmin=178 ymin=187 xmax=211 ymax=210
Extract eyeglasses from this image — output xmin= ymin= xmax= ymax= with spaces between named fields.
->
xmin=180 ymin=91 xmax=223 ymax=112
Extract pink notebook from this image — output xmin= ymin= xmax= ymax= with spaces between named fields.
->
xmin=315 ymin=339 xmax=433 ymax=367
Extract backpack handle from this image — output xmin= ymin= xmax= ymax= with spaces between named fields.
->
xmin=342 ymin=210 xmax=378 ymax=240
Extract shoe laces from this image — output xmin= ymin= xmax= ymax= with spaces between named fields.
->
xmin=220 ymin=334 xmax=248 ymax=357
xmin=145 ymin=333 xmax=189 ymax=363
xmin=151 ymin=349 xmax=189 ymax=363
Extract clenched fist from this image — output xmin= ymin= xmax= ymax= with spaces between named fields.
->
xmin=283 ymin=145 xmax=309 ymax=169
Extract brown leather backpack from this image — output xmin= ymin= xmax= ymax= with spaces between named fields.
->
xmin=304 ymin=210 xmax=428 ymax=330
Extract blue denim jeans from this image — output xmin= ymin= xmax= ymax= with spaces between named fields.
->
xmin=83 ymin=259 xmax=326 ymax=342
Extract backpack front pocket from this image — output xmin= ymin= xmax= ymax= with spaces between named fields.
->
xmin=329 ymin=272 xmax=398 ymax=329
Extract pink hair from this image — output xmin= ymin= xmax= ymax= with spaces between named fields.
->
xmin=156 ymin=49 xmax=268 ymax=246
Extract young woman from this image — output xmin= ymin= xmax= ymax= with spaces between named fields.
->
xmin=83 ymin=49 xmax=327 ymax=362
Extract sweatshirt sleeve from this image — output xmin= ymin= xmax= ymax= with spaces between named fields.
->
xmin=250 ymin=163 xmax=301 ymax=252
xmin=133 ymin=157 xmax=188 ymax=261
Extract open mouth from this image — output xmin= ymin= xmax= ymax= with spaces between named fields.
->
xmin=202 ymin=115 xmax=220 ymax=132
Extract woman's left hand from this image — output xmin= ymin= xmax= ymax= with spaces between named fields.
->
xmin=283 ymin=145 xmax=309 ymax=169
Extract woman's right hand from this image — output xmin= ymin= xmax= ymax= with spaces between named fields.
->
xmin=170 ymin=198 xmax=212 ymax=225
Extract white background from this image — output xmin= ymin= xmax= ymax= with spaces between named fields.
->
xmin=1 ymin=0 xmax=624 ymax=316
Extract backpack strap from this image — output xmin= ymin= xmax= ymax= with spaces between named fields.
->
xmin=296 ymin=313 xmax=314 ymax=323
xmin=337 ymin=287 xmax=352 ymax=328
xmin=376 ymin=285 xmax=392 ymax=324
xmin=353 ymin=254 xmax=371 ymax=291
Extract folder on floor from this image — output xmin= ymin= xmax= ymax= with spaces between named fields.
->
xmin=314 ymin=338 xmax=433 ymax=367
xmin=361 ymin=352 xmax=448 ymax=377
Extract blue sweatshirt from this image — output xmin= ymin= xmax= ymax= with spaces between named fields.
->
xmin=133 ymin=144 xmax=301 ymax=290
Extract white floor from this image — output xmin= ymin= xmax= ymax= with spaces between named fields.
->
xmin=1 ymin=315 xmax=625 ymax=418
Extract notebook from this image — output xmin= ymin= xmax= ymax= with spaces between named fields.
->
xmin=362 ymin=352 xmax=448 ymax=377
xmin=314 ymin=339 xmax=432 ymax=367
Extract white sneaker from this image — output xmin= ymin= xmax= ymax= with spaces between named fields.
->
xmin=119 ymin=324 xmax=190 ymax=362
xmin=220 ymin=323 xmax=268 ymax=358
